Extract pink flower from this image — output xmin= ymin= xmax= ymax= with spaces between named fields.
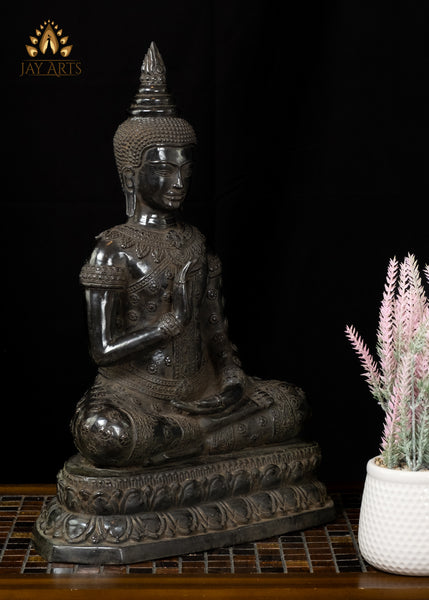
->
xmin=346 ymin=254 xmax=429 ymax=470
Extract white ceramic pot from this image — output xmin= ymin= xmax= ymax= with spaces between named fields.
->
xmin=358 ymin=457 xmax=429 ymax=576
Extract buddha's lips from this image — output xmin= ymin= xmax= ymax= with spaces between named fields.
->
xmin=164 ymin=193 xmax=185 ymax=204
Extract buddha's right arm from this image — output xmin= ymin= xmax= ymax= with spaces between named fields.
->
xmin=85 ymin=288 xmax=169 ymax=365
xmin=83 ymin=265 xmax=192 ymax=366
xmin=80 ymin=247 xmax=191 ymax=365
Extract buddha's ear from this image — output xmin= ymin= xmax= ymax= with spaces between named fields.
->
xmin=121 ymin=167 xmax=136 ymax=217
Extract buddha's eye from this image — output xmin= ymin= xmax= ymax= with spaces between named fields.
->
xmin=181 ymin=163 xmax=192 ymax=178
xmin=151 ymin=163 xmax=175 ymax=176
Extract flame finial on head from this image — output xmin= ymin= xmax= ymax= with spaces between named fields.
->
xmin=140 ymin=41 xmax=166 ymax=86
xmin=129 ymin=41 xmax=176 ymax=117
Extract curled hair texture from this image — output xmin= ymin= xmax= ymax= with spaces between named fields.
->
xmin=113 ymin=116 xmax=197 ymax=177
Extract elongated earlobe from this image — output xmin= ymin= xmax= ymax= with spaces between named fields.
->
xmin=122 ymin=168 xmax=136 ymax=217
xmin=125 ymin=190 xmax=136 ymax=217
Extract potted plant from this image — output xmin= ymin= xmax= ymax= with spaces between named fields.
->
xmin=345 ymin=253 xmax=429 ymax=576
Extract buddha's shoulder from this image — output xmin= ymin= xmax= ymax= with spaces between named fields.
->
xmin=80 ymin=233 xmax=129 ymax=289
xmin=78 ymin=225 xmax=132 ymax=284
xmin=83 ymin=225 xmax=124 ymax=264
xmin=87 ymin=223 xmax=145 ymax=260
xmin=81 ymin=224 xmax=154 ymax=288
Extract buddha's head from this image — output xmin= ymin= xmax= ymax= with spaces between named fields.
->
xmin=113 ymin=42 xmax=197 ymax=217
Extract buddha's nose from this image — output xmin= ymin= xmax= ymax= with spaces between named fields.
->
xmin=173 ymin=170 xmax=184 ymax=188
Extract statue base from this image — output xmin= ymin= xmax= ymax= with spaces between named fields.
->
xmin=33 ymin=440 xmax=335 ymax=565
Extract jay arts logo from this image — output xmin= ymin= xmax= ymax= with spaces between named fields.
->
xmin=20 ymin=19 xmax=82 ymax=77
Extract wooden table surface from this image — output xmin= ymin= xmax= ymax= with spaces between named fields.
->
xmin=1 ymin=484 xmax=428 ymax=599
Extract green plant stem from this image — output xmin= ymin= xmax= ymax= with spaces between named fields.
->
xmin=411 ymin=355 xmax=416 ymax=471
xmin=416 ymin=401 xmax=428 ymax=470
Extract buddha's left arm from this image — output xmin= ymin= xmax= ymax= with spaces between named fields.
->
xmin=201 ymin=253 xmax=246 ymax=393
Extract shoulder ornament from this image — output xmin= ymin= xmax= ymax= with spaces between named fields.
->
xmin=100 ymin=226 xmax=151 ymax=259
xmin=101 ymin=223 xmax=206 ymax=266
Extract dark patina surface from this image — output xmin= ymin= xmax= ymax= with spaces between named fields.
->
xmin=34 ymin=42 xmax=334 ymax=564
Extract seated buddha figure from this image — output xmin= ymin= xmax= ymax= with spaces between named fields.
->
xmin=72 ymin=43 xmax=308 ymax=468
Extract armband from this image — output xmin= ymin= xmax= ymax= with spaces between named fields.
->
xmin=79 ymin=263 xmax=128 ymax=289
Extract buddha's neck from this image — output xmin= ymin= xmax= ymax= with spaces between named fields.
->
xmin=131 ymin=205 xmax=179 ymax=229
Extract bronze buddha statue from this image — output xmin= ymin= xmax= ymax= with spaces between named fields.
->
xmin=72 ymin=42 xmax=308 ymax=468
xmin=34 ymin=43 xmax=334 ymax=564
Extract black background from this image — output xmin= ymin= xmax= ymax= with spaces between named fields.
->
xmin=3 ymin=2 xmax=428 ymax=484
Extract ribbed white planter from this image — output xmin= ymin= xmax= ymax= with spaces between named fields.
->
xmin=358 ymin=458 xmax=429 ymax=576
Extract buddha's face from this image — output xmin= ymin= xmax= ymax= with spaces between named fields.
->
xmin=136 ymin=146 xmax=193 ymax=212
